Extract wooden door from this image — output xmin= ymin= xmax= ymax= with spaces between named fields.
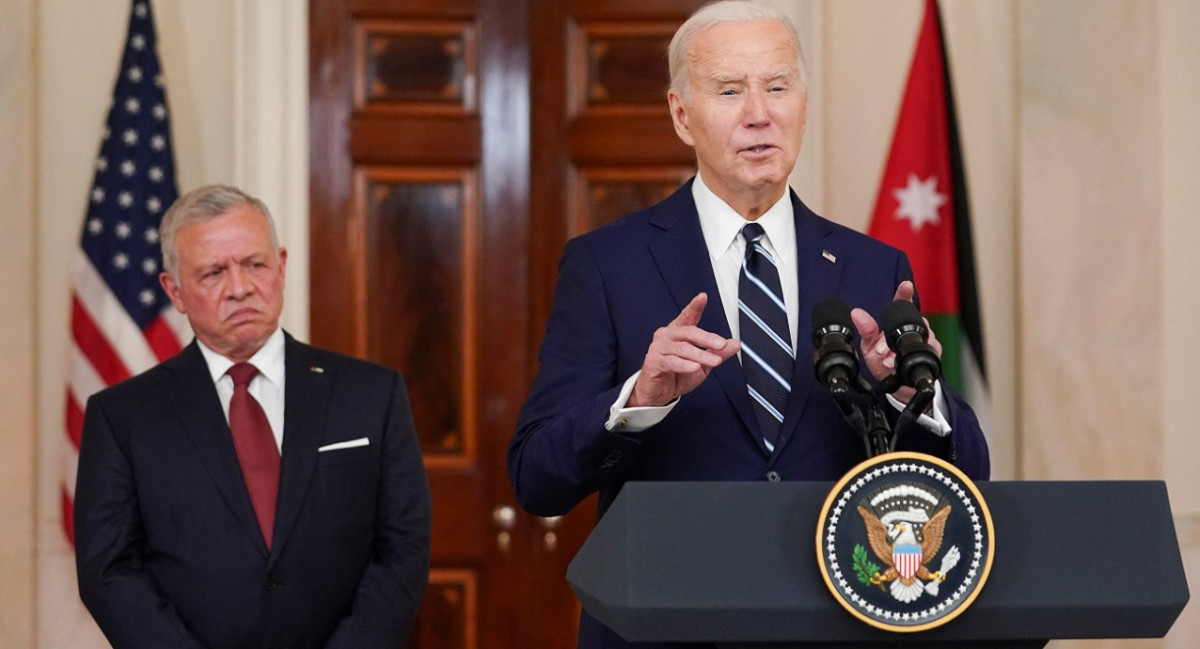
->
xmin=310 ymin=1 xmax=702 ymax=647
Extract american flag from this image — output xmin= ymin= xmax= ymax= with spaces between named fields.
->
xmin=63 ymin=0 xmax=190 ymax=543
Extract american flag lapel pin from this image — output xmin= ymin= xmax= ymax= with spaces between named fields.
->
xmin=309 ymin=366 xmax=324 ymax=374
xmin=821 ymin=250 xmax=837 ymax=264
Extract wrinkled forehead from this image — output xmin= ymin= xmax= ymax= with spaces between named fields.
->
xmin=686 ymin=21 xmax=801 ymax=82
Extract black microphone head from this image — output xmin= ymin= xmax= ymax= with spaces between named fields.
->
xmin=811 ymin=298 xmax=854 ymax=347
xmin=880 ymin=300 xmax=926 ymax=350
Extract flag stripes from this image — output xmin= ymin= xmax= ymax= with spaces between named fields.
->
xmin=62 ymin=0 xmax=188 ymax=544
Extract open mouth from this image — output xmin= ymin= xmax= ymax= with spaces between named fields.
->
xmin=744 ymin=145 xmax=773 ymax=154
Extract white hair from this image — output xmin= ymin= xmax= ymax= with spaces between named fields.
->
xmin=668 ymin=0 xmax=809 ymax=103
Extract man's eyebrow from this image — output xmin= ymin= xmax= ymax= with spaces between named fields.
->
xmin=709 ymin=73 xmax=744 ymax=84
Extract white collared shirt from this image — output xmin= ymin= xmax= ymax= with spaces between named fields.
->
xmin=198 ymin=328 xmax=287 ymax=452
xmin=693 ymin=173 xmax=798 ymax=349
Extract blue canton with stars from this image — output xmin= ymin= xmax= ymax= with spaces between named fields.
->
xmin=80 ymin=0 xmax=178 ymax=330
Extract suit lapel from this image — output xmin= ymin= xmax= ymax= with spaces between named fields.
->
xmin=160 ymin=342 xmax=266 ymax=553
xmin=772 ymin=193 xmax=846 ymax=459
xmin=268 ymin=334 xmax=332 ymax=563
xmin=647 ymin=183 xmax=760 ymax=445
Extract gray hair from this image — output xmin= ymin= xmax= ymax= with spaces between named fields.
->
xmin=159 ymin=184 xmax=279 ymax=282
xmin=668 ymin=0 xmax=808 ymax=103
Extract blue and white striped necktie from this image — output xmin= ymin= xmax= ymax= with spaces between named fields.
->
xmin=737 ymin=223 xmax=794 ymax=452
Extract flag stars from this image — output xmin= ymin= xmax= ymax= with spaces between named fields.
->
xmin=892 ymin=174 xmax=947 ymax=232
xmin=121 ymin=160 xmax=136 ymax=177
xmin=148 ymin=166 xmax=164 ymax=182
xmin=130 ymin=34 xmax=146 ymax=50
xmin=91 ymin=187 xmax=106 ymax=203
xmin=154 ymin=74 xmax=164 ymax=88
xmin=125 ymin=97 xmax=141 ymax=114
xmin=144 ymin=228 xmax=159 ymax=244
xmin=153 ymin=104 xmax=166 ymax=120
xmin=150 ymin=134 xmax=166 ymax=150
xmin=146 ymin=196 xmax=163 ymax=213
xmin=115 ymin=222 xmax=132 ymax=239
xmin=123 ymin=129 xmax=139 ymax=146
xmin=96 ymin=157 xmax=108 ymax=172
xmin=141 ymin=258 xmax=158 ymax=275
xmin=127 ymin=66 xmax=143 ymax=83
xmin=139 ymin=289 xmax=157 ymax=306
xmin=113 ymin=253 xmax=130 ymax=270
xmin=134 ymin=3 xmax=147 ymax=19
xmin=87 ymin=218 xmax=103 ymax=235
xmin=118 ymin=191 xmax=134 ymax=208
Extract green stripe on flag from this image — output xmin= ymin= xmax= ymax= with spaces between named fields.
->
xmin=926 ymin=314 xmax=961 ymax=392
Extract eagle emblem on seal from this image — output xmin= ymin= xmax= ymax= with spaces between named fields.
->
xmin=856 ymin=481 xmax=961 ymax=603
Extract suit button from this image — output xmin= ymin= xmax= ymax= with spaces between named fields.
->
xmin=766 ymin=471 xmax=781 ymax=482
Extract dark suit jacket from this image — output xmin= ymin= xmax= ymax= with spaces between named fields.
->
xmin=507 ymin=182 xmax=989 ymax=649
xmin=75 ymin=333 xmax=431 ymax=649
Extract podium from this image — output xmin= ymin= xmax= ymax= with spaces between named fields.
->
xmin=568 ymin=481 xmax=1190 ymax=648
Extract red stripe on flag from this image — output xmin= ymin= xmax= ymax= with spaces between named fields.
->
xmin=143 ymin=314 xmax=184 ymax=362
xmin=71 ymin=295 xmax=132 ymax=386
xmin=66 ymin=390 xmax=85 ymax=450
xmin=61 ymin=486 xmax=76 ymax=546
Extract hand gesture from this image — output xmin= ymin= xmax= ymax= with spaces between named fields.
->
xmin=849 ymin=281 xmax=942 ymax=403
xmin=628 ymin=293 xmax=740 ymax=407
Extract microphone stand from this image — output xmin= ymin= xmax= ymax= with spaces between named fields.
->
xmin=886 ymin=381 xmax=935 ymax=452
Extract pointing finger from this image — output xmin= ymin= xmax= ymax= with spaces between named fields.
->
xmin=671 ymin=293 xmax=708 ymax=328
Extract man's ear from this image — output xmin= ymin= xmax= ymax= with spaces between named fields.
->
xmin=667 ymin=89 xmax=695 ymax=147
xmin=159 ymin=271 xmax=186 ymax=314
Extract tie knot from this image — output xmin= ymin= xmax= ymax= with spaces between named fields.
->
xmin=227 ymin=362 xmax=260 ymax=387
xmin=742 ymin=222 xmax=766 ymax=245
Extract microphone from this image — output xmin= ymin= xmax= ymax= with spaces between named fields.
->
xmin=880 ymin=300 xmax=941 ymax=395
xmin=811 ymin=298 xmax=859 ymax=397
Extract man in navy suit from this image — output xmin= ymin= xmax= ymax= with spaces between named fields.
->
xmin=508 ymin=2 xmax=989 ymax=647
xmin=75 ymin=185 xmax=431 ymax=648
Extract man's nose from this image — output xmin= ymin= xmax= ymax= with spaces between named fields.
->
xmin=225 ymin=266 xmax=253 ymax=298
xmin=743 ymin=89 xmax=771 ymax=127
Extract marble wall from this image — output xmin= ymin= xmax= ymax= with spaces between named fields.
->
xmin=0 ymin=0 xmax=36 ymax=646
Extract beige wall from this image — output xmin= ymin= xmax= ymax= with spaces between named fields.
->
xmin=2 ymin=0 xmax=1194 ymax=646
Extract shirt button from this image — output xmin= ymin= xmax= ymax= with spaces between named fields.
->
xmin=766 ymin=471 xmax=781 ymax=482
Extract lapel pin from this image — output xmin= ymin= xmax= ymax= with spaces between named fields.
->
xmin=309 ymin=366 xmax=324 ymax=374
xmin=821 ymin=250 xmax=837 ymax=264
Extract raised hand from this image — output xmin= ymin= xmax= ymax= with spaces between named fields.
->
xmin=628 ymin=293 xmax=740 ymax=407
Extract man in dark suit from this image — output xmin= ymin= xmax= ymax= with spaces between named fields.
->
xmin=75 ymin=185 xmax=431 ymax=649
xmin=508 ymin=3 xmax=989 ymax=647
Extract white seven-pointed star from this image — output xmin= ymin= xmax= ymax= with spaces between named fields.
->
xmin=892 ymin=174 xmax=947 ymax=232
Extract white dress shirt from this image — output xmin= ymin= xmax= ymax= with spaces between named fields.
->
xmin=197 ymin=328 xmax=287 ymax=452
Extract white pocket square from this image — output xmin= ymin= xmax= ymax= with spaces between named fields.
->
xmin=318 ymin=437 xmax=370 ymax=452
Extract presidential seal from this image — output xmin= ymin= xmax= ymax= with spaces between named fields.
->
xmin=815 ymin=452 xmax=994 ymax=632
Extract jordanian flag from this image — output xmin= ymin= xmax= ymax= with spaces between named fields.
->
xmin=867 ymin=0 xmax=988 ymax=411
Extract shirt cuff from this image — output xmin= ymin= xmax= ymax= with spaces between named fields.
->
xmin=605 ymin=370 xmax=679 ymax=432
xmin=885 ymin=380 xmax=952 ymax=437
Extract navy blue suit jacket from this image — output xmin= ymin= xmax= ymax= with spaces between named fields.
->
xmin=75 ymin=333 xmax=431 ymax=649
xmin=508 ymin=182 xmax=989 ymax=649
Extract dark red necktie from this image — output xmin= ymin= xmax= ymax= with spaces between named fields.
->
xmin=227 ymin=362 xmax=280 ymax=549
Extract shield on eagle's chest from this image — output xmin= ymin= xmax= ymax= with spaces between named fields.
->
xmin=893 ymin=544 xmax=922 ymax=579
